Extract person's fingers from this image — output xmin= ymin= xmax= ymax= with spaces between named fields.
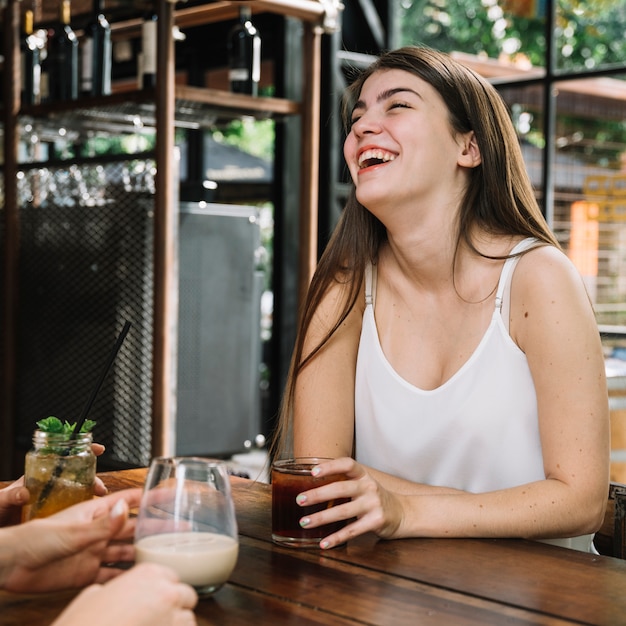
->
xmin=113 ymin=489 xmax=142 ymax=512
xmin=93 ymin=566 xmax=132 ymax=585
xmin=100 ymin=540 xmax=135 ymax=565
xmin=110 ymin=498 xmax=129 ymax=521
xmin=1 ymin=478 xmax=29 ymax=502
xmin=130 ymin=563 xmax=198 ymax=608
xmin=312 ymin=457 xmax=363 ymax=480
xmin=91 ymin=443 xmax=106 ymax=456
xmin=176 ymin=582 xmax=199 ymax=610
xmin=94 ymin=476 xmax=108 ymax=496
xmin=175 ymin=609 xmax=198 ymax=626
xmin=0 ymin=483 xmax=30 ymax=527
xmin=50 ymin=488 xmax=141 ymax=525
xmin=8 ymin=485 xmax=30 ymax=506
xmin=95 ymin=498 xmax=132 ymax=541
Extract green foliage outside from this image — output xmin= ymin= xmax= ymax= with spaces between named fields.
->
xmin=50 ymin=131 xmax=156 ymax=160
xmin=398 ymin=0 xmax=626 ymax=169
xmin=210 ymin=118 xmax=275 ymax=162
xmin=398 ymin=0 xmax=626 ymax=71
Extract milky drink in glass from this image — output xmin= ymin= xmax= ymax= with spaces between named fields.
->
xmin=134 ymin=457 xmax=239 ymax=597
xmin=135 ymin=531 xmax=238 ymax=588
xmin=272 ymin=457 xmax=349 ymax=547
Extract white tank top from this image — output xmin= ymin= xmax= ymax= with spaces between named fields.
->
xmin=354 ymin=238 xmax=594 ymax=551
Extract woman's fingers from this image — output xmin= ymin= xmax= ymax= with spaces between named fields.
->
xmin=295 ymin=462 xmax=402 ymax=546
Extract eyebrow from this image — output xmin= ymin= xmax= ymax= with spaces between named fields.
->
xmin=352 ymin=87 xmax=423 ymax=113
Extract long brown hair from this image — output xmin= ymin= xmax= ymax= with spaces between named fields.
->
xmin=271 ymin=45 xmax=559 ymax=458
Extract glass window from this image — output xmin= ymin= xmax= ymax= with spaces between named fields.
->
xmin=555 ymin=0 xmax=626 ymax=73
xmin=497 ymin=82 xmax=546 ymax=205
xmin=552 ymin=75 xmax=626 ymax=326
xmin=399 ymin=0 xmax=547 ymax=80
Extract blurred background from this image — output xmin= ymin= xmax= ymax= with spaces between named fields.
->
xmin=1 ymin=0 xmax=625 ymax=483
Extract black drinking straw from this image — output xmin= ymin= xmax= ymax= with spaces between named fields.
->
xmin=69 ymin=319 xmax=132 ymax=441
xmin=32 ymin=320 xmax=132 ymax=514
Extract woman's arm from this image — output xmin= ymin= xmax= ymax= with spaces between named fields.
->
xmin=293 ymin=280 xmax=364 ymax=459
xmin=0 ymin=488 xmax=141 ymax=593
xmin=508 ymin=245 xmax=610 ymax=533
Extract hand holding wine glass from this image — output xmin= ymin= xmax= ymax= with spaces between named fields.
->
xmin=134 ymin=457 xmax=239 ymax=598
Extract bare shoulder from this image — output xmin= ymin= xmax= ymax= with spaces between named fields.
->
xmin=512 ymin=244 xmax=587 ymax=298
xmin=509 ymin=243 xmax=598 ymax=346
xmin=305 ymin=274 xmax=366 ymax=351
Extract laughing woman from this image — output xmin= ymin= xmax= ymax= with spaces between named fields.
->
xmin=272 ymin=46 xmax=609 ymax=552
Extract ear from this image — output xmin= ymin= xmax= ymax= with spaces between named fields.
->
xmin=457 ymin=131 xmax=481 ymax=168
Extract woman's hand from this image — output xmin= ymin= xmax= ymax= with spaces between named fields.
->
xmin=0 ymin=488 xmax=141 ymax=593
xmin=51 ymin=563 xmax=198 ymax=626
xmin=0 ymin=478 xmax=30 ymax=527
xmin=295 ymin=457 xmax=405 ymax=549
xmin=92 ymin=443 xmax=109 ymax=497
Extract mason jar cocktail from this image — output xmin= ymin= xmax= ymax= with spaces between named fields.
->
xmin=22 ymin=430 xmax=96 ymax=521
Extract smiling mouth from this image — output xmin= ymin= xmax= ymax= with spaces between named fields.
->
xmin=358 ymin=149 xmax=396 ymax=169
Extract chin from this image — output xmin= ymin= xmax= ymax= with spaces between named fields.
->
xmin=355 ymin=189 xmax=389 ymax=212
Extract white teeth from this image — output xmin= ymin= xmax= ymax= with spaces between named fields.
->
xmin=358 ymin=149 xmax=396 ymax=168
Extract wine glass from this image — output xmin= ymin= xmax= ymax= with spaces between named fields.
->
xmin=134 ymin=457 xmax=239 ymax=597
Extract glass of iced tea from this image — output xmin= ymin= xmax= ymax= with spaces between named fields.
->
xmin=271 ymin=457 xmax=349 ymax=548
xmin=22 ymin=430 xmax=96 ymax=521
xmin=134 ymin=457 xmax=239 ymax=598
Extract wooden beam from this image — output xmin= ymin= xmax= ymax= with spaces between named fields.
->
xmin=151 ymin=0 xmax=177 ymax=458
xmin=111 ymin=0 xmax=328 ymax=38
xmin=297 ymin=22 xmax=322 ymax=306
xmin=1 ymin=0 xmax=21 ymax=478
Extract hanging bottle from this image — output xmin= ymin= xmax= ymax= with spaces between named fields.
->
xmin=227 ymin=5 xmax=261 ymax=96
xmin=47 ymin=0 xmax=79 ymax=101
xmin=81 ymin=0 xmax=112 ymax=97
xmin=21 ymin=10 xmax=41 ymax=106
xmin=139 ymin=10 xmax=157 ymax=89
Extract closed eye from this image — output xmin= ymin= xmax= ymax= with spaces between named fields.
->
xmin=388 ymin=101 xmax=411 ymax=111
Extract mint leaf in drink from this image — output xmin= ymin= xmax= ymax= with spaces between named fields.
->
xmin=79 ymin=420 xmax=97 ymax=433
xmin=36 ymin=416 xmax=65 ymax=433
xmin=36 ymin=416 xmax=96 ymax=436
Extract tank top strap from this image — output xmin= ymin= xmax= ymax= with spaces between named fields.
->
xmin=365 ymin=262 xmax=378 ymax=307
xmin=495 ymin=237 xmax=539 ymax=325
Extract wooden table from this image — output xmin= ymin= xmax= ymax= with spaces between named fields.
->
xmin=2 ymin=468 xmax=626 ymax=625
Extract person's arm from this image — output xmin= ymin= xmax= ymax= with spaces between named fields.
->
xmin=295 ymin=246 xmax=610 ymax=547
xmin=50 ymin=563 xmax=198 ymax=626
xmin=0 ymin=488 xmax=141 ymax=593
xmin=507 ymin=245 xmax=610 ymax=533
xmin=293 ymin=279 xmax=364 ymax=459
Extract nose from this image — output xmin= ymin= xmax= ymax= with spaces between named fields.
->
xmin=350 ymin=110 xmax=382 ymax=137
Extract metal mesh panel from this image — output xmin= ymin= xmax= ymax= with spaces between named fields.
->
xmin=15 ymin=158 xmax=155 ymax=468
